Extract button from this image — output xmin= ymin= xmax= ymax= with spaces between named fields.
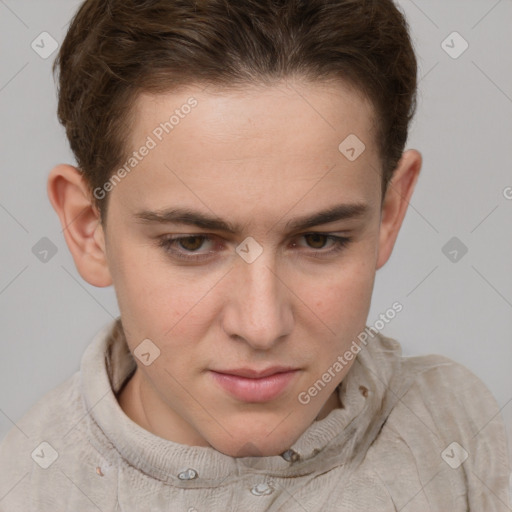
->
xmin=359 ymin=385 xmax=369 ymax=398
xmin=281 ymin=449 xmax=299 ymax=462
xmin=177 ymin=468 xmax=198 ymax=480
xmin=250 ymin=482 xmax=274 ymax=496
xmin=95 ymin=460 xmax=113 ymax=476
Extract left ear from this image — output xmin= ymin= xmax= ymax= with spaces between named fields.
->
xmin=376 ymin=149 xmax=422 ymax=270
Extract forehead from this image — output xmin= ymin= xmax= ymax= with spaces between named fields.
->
xmin=114 ymin=79 xmax=382 ymax=226
xmin=130 ymin=78 xmax=376 ymax=152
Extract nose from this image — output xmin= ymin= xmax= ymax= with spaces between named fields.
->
xmin=221 ymin=250 xmax=293 ymax=351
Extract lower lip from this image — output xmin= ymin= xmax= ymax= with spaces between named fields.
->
xmin=210 ymin=370 xmax=298 ymax=402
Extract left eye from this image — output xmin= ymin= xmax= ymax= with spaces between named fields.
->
xmin=297 ymin=233 xmax=336 ymax=250
xmin=174 ymin=235 xmax=209 ymax=251
xmin=290 ymin=233 xmax=352 ymax=258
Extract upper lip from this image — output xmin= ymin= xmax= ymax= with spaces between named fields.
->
xmin=211 ymin=366 xmax=298 ymax=379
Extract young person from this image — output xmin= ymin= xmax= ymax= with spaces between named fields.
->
xmin=0 ymin=0 xmax=510 ymax=510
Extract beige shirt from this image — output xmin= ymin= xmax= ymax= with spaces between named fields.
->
xmin=0 ymin=318 xmax=510 ymax=511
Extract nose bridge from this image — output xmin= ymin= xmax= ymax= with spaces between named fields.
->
xmin=226 ymin=247 xmax=292 ymax=349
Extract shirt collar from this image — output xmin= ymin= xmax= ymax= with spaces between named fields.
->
xmin=81 ymin=317 xmax=406 ymax=485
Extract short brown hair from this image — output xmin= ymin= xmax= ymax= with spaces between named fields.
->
xmin=53 ymin=0 xmax=417 ymax=224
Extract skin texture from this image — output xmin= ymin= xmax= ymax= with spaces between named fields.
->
xmin=47 ymin=79 xmax=421 ymax=457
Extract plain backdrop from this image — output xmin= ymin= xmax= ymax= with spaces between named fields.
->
xmin=1 ymin=0 xmax=511 ymax=460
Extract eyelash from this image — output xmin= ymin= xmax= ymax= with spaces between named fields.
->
xmin=157 ymin=233 xmax=352 ymax=262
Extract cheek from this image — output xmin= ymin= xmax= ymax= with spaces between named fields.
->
xmin=296 ymin=254 xmax=376 ymax=363
xmin=309 ymin=257 xmax=375 ymax=322
xmin=107 ymin=239 xmax=200 ymax=334
xmin=110 ymin=245 xmax=231 ymax=354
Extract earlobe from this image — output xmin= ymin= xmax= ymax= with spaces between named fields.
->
xmin=47 ymin=164 xmax=113 ymax=287
xmin=376 ymin=150 xmax=422 ymax=270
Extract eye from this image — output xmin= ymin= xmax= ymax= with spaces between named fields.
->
xmin=158 ymin=235 xmax=217 ymax=262
xmin=303 ymin=233 xmax=331 ymax=249
xmin=174 ymin=235 xmax=206 ymax=251
xmin=291 ymin=233 xmax=352 ymax=258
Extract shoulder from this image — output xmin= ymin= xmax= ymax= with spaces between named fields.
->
xmin=0 ymin=371 xmax=87 ymax=505
xmin=383 ymin=349 xmax=511 ymax=508
xmin=362 ymin=333 xmax=507 ymax=449
xmin=391 ymin=350 xmax=505 ymax=445
xmin=364 ymin=333 xmax=503 ymax=427
xmin=0 ymin=369 xmax=84 ymax=450
xmin=399 ymin=351 xmax=503 ymax=431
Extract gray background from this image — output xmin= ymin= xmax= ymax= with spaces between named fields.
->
xmin=1 ymin=0 xmax=511 ymax=460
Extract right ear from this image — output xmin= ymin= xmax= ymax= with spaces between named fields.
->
xmin=47 ymin=164 xmax=113 ymax=287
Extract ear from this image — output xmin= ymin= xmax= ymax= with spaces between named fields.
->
xmin=47 ymin=164 xmax=113 ymax=287
xmin=376 ymin=150 xmax=422 ymax=270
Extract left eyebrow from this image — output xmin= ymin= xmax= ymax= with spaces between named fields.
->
xmin=284 ymin=203 xmax=369 ymax=232
xmin=133 ymin=202 xmax=369 ymax=234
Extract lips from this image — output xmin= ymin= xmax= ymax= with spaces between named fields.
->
xmin=209 ymin=367 xmax=299 ymax=402
xmin=213 ymin=366 xmax=298 ymax=379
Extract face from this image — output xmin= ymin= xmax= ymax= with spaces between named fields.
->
xmin=98 ymin=79 xmax=387 ymax=457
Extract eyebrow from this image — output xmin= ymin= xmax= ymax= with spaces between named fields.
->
xmin=133 ymin=202 xmax=369 ymax=234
